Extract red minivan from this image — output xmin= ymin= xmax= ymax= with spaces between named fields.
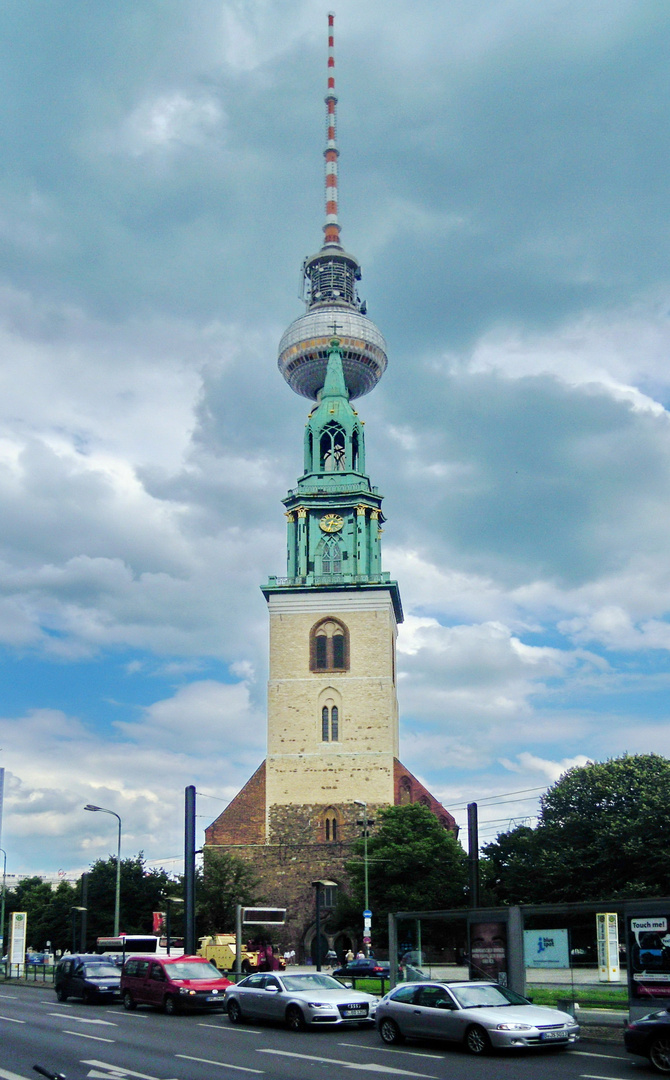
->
xmin=121 ymin=954 xmax=232 ymax=1014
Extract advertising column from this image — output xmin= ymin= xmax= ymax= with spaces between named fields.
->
xmin=597 ymin=912 xmax=620 ymax=982
xmin=9 ymin=911 xmax=27 ymax=966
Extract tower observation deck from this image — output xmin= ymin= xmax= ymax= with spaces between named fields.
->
xmin=277 ymin=13 xmax=388 ymax=401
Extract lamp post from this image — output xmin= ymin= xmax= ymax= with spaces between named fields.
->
xmin=71 ymin=907 xmax=87 ymax=954
xmin=354 ymin=800 xmax=371 ymax=957
xmin=0 ymin=848 xmax=6 ymax=959
xmin=84 ymin=805 xmax=122 ymax=936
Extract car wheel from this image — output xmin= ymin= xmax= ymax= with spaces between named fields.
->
xmin=227 ymin=999 xmax=243 ymax=1024
xmin=123 ymin=991 xmax=136 ymax=1011
xmin=650 ymin=1036 xmax=670 ymax=1073
xmin=82 ymin=989 xmax=92 ymax=1005
xmin=286 ymin=1005 xmax=306 ymax=1032
xmin=164 ymin=995 xmax=179 ymax=1015
xmin=56 ymin=987 xmax=68 ymax=1002
xmin=379 ymin=1018 xmax=404 ymax=1044
xmin=241 ymin=960 xmax=253 ymax=974
xmin=465 ymin=1024 xmax=491 ymax=1055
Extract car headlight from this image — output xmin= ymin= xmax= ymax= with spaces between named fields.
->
xmin=496 ymin=1023 xmax=533 ymax=1031
xmin=308 ymin=1001 xmax=333 ymax=1008
xmin=179 ymin=988 xmax=196 ymax=995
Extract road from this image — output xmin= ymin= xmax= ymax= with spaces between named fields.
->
xmin=0 ymin=984 xmax=650 ymax=1080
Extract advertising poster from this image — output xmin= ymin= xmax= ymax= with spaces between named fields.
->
xmin=469 ymin=921 xmax=508 ymax=984
xmin=9 ymin=912 xmax=27 ymax=965
xmin=627 ymin=916 xmax=670 ymax=1001
xmin=597 ymin=912 xmax=620 ymax=982
xmin=524 ymin=928 xmax=569 ymax=968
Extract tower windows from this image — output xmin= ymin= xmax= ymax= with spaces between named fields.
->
xmin=321 ymin=704 xmax=339 ymax=741
xmin=322 ymin=809 xmax=341 ymax=845
xmin=320 ymin=536 xmax=342 ymax=576
xmin=310 ymin=618 xmax=349 ymax=672
xmin=320 ymin=423 xmax=346 ymax=471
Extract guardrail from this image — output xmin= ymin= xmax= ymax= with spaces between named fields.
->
xmin=1 ymin=963 xmax=55 ymax=982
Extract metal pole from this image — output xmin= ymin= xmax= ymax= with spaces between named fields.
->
xmin=0 ymin=848 xmax=6 ymax=960
xmin=467 ymin=802 xmax=479 ymax=909
xmin=354 ymin=800 xmax=369 ymax=956
xmin=235 ymin=904 xmax=242 ymax=976
xmin=314 ymin=883 xmax=322 ymax=971
xmin=184 ymin=786 xmax=196 ymax=955
xmin=80 ymin=874 xmax=88 ymax=951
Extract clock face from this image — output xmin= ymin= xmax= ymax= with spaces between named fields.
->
xmin=320 ymin=513 xmax=344 ymax=533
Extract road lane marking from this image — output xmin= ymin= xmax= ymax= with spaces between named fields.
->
xmin=256 ymin=1049 xmax=438 ymax=1077
xmin=49 ymin=1013 xmax=116 ymax=1026
xmin=0 ymin=1068 xmax=33 ymax=1080
xmin=105 ymin=1010 xmax=148 ymax=1017
xmin=63 ymin=1030 xmax=115 ymax=1043
xmin=339 ymin=1042 xmax=443 ymax=1059
xmin=0 ymin=994 xmax=18 ymax=999
xmin=177 ymin=1055 xmax=263 ymax=1074
xmin=198 ymin=1021 xmax=262 ymax=1033
xmin=580 ymin=1075 xmax=631 ymax=1079
xmin=0 ymin=1014 xmax=25 ymax=1023
xmin=83 ymin=1059 xmax=177 ymax=1080
xmin=573 ymin=1050 xmax=629 ymax=1059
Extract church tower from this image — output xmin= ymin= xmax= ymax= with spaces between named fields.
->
xmin=205 ymin=14 xmax=455 ymax=957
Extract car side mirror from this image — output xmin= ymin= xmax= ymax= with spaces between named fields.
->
xmin=265 ymin=985 xmax=279 ymax=993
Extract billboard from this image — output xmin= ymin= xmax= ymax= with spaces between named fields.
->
xmin=9 ymin=912 xmax=27 ymax=965
xmin=469 ymin=921 xmax=507 ymax=984
xmin=627 ymin=916 xmax=670 ymax=1001
xmin=524 ymin=928 xmax=569 ymax=968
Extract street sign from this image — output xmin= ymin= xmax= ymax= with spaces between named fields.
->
xmin=242 ymin=907 xmax=286 ymax=925
xmin=363 ymin=910 xmax=372 ymax=918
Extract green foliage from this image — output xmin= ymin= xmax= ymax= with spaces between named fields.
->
xmin=196 ymin=849 xmax=261 ymax=935
xmin=346 ymin=803 xmax=468 ymax=940
xmin=483 ymin=754 xmax=670 ymax=903
xmin=83 ymin=852 xmax=173 ymax=945
xmin=3 ymin=877 xmax=77 ymax=953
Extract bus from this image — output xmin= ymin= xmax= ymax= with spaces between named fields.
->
xmin=95 ymin=935 xmax=184 ymax=964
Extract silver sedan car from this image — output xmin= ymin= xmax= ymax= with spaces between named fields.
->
xmin=224 ymin=971 xmax=378 ymax=1031
xmin=376 ymin=980 xmax=579 ymax=1055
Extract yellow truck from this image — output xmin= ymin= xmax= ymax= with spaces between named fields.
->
xmin=197 ymin=935 xmax=284 ymax=974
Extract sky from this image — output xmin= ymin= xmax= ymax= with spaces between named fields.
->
xmin=2 ymin=0 xmax=670 ymax=876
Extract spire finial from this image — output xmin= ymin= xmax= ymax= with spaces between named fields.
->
xmin=324 ymin=13 xmax=340 ymax=247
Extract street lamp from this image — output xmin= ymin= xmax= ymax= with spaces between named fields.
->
xmin=354 ymin=800 xmax=371 ymax=957
xmin=84 ymin=805 xmax=122 ymax=936
xmin=0 ymin=848 xmax=6 ymax=959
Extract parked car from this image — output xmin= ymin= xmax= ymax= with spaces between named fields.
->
xmin=120 ymin=954 xmax=232 ymax=1014
xmin=224 ymin=971 xmax=378 ymax=1030
xmin=55 ymin=954 xmax=121 ymax=1003
xmin=625 ymin=1006 xmax=670 ymax=1073
xmin=332 ymin=958 xmax=390 ymax=979
xmin=375 ymin=980 xmax=580 ymax=1055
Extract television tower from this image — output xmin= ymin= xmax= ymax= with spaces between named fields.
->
xmin=277 ymin=12 xmax=388 ymax=401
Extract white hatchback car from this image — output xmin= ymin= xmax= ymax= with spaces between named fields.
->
xmin=224 ymin=971 xmax=378 ymax=1031
xmin=376 ymin=980 xmax=579 ymax=1055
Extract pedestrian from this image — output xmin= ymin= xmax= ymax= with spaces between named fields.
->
xmin=345 ymin=947 xmax=354 ymax=964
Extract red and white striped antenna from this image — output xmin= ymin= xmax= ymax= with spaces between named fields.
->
xmin=324 ymin=12 xmax=340 ymax=246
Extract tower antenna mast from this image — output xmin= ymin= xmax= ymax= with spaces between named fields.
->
xmin=324 ymin=12 xmax=340 ymax=247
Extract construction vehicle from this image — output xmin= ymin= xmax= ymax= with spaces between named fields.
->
xmin=197 ymin=934 xmax=285 ymax=974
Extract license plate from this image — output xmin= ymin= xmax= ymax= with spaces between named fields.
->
xmin=343 ymin=1007 xmax=367 ymax=1017
xmin=540 ymin=1030 xmax=567 ymax=1041
xmin=206 ymin=995 xmax=221 ymax=1002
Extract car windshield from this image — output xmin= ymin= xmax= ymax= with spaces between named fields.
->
xmin=83 ymin=964 xmax=119 ymax=978
xmin=450 ymin=984 xmax=530 ymax=1009
xmin=167 ymin=961 xmax=221 ymax=980
xmin=281 ymin=974 xmax=343 ymax=991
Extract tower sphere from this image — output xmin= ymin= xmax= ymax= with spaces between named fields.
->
xmin=278 ymin=298 xmax=387 ymax=402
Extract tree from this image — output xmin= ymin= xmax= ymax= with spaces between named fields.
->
xmin=346 ymin=803 xmax=468 ymax=945
xmin=196 ymin=849 xmax=261 ymax=936
xmin=83 ymin=853 xmax=172 ymax=945
xmin=483 ymin=754 xmax=670 ymax=903
xmin=3 ymin=877 xmax=78 ymax=953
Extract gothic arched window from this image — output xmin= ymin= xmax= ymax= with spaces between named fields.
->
xmin=322 ymin=808 xmax=340 ymax=843
xmin=310 ymin=618 xmax=349 ymax=672
xmin=321 ymin=704 xmax=339 ymax=742
xmin=320 ymin=423 xmax=346 ymax=472
xmin=398 ymin=776 xmax=412 ymax=805
xmin=319 ymin=536 xmax=342 ymax=576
